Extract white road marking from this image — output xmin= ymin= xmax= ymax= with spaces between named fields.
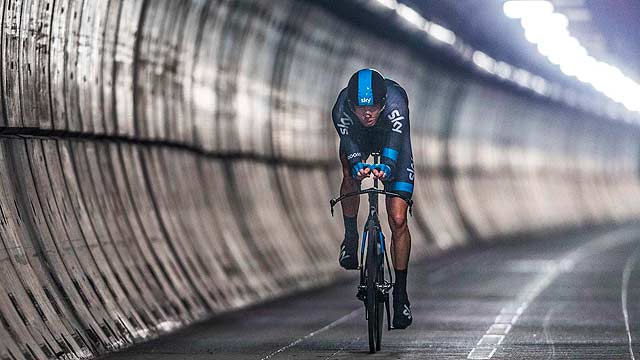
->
xmin=500 ymin=304 xmax=525 ymax=315
xmin=622 ymin=247 xmax=640 ymax=360
xmin=477 ymin=335 xmax=504 ymax=346
xmin=259 ymin=309 xmax=360 ymax=360
xmin=505 ymin=260 xmax=558 ymax=273
xmin=468 ymin=347 xmax=496 ymax=359
xmin=543 ymin=304 xmax=562 ymax=360
xmin=495 ymin=314 xmax=519 ymax=324
xmin=487 ymin=324 xmax=511 ymax=335
xmin=323 ymin=336 xmax=361 ymax=359
xmin=467 ymin=227 xmax=640 ymax=360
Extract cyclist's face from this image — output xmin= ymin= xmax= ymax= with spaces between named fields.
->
xmin=353 ymin=104 xmax=383 ymax=127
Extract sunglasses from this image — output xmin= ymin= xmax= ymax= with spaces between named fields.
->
xmin=348 ymin=100 xmax=386 ymax=114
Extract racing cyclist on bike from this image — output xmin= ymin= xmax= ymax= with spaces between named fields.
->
xmin=331 ymin=68 xmax=414 ymax=329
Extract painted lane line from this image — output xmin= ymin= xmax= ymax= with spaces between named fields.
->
xmin=467 ymin=227 xmax=640 ymax=360
xmin=622 ymin=246 xmax=640 ymax=360
xmin=259 ymin=309 xmax=360 ymax=360
xmin=477 ymin=335 xmax=504 ymax=346
xmin=487 ymin=324 xmax=512 ymax=335
xmin=468 ymin=267 xmax=559 ymax=359
xmin=500 ymin=303 xmax=525 ymax=315
xmin=468 ymin=347 xmax=497 ymax=360
xmin=323 ymin=336 xmax=361 ymax=360
xmin=505 ymin=259 xmax=558 ymax=273
xmin=542 ymin=304 xmax=562 ymax=360
xmin=495 ymin=314 xmax=519 ymax=325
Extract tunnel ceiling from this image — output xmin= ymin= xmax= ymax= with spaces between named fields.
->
xmin=400 ymin=0 xmax=640 ymax=99
xmin=581 ymin=0 xmax=640 ymax=80
xmin=0 ymin=0 xmax=639 ymax=359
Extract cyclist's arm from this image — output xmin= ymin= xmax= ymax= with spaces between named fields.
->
xmin=380 ymin=92 xmax=410 ymax=180
xmin=332 ymin=95 xmax=365 ymax=174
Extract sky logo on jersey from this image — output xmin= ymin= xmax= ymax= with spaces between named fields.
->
xmin=338 ymin=112 xmax=354 ymax=135
xmin=388 ymin=109 xmax=404 ymax=133
xmin=407 ymin=160 xmax=415 ymax=181
xmin=357 ymin=69 xmax=373 ymax=105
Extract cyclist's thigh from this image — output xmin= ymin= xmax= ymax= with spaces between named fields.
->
xmin=339 ymin=154 xmax=352 ymax=179
xmin=386 ymin=141 xmax=414 ymax=200
xmin=339 ymin=139 xmax=372 ymax=174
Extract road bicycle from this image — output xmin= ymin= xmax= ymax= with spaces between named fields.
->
xmin=330 ymin=153 xmax=413 ymax=353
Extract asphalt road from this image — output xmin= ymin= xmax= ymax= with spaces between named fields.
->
xmin=101 ymin=223 xmax=640 ymax=359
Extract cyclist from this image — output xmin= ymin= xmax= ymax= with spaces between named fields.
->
xmin=331 ymin=68 xmax=414 ymax=329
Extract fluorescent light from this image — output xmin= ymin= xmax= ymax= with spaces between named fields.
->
xmin=504 ymin=0 xmax=640 ymax=113
xmin=472 ymin=51 xmax=496 ymax=73
xmin=396 ymin=4 xmax=425 ymax=28
xmin=531 ymin=76 xmax=548 ymax=94
xmin=375 ymin=0 xmax=397 ymax=10
xmin=521 ymin=13 xmax=569 ymax=44
xmin=503 ymin=0 xmax=554 ymax=19
xmin=428 ymin=23 xmax=456 ymax=45
xmin=495 ymin=62 xmax=512 ymax=79
xmin=513 ymin=69 xmax=532 ymax=88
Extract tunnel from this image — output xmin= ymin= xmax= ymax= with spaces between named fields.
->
xmin=0 ymin=0 xmax=639 ymax=359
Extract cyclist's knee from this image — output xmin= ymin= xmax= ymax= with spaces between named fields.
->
xmin=388 ymin=212 xmax=407 ymax=232
xmin=342 ymin=173 xmax=361 ymax=187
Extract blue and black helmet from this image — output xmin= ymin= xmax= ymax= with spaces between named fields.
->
xmin=347 ymin=68 xmax=387 ymax=107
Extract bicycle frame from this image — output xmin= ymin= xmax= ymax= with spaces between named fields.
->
xmin=361 ymin=169 xmax=395 ymax=333
xmin=329 ymin=153 xmax=414 ymax=351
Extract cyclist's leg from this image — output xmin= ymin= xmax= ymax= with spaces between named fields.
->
xmin=385 ymin=147 xmax=414 ymax=328
xmin=338 ymin=150 xmax=363 ymax=269
xmin=386 ymin=197 xmax=411 ymax=270
xmin=339 ymin=153 xmax=361 ymax=218
xmin=385 ymin=146 xmax=414 ymax=271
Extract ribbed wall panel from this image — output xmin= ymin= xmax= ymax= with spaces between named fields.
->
xmin=0 ymin=0 xmax=637 ymax=358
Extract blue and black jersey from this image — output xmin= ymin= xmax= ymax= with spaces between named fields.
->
xmin=332 ymin=79 xmax=415 ymax=199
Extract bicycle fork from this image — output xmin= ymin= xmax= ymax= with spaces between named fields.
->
xmin=358 ymin=222 xmax=394 ymax=331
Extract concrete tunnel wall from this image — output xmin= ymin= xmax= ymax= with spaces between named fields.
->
xmin=0 ymin=0 xmax=639 ymax=358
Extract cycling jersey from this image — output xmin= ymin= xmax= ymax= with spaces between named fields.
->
xmin=332 ymin=79 xmax=415 ymax=199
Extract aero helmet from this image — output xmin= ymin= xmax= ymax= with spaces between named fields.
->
xmin=347 ymin=68 xmax=387 ymax=107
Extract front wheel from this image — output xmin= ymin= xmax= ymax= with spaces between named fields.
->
xmin=366 ymin=228 xmax=384 ymax=353
xmin=375 ymin=232 xmax=384 ymax=351
xmin=366 ymin=229 xmax=378 ymax=353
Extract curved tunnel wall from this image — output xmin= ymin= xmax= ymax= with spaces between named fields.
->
xmin=0 ymin=0 xmax=638 ymax=358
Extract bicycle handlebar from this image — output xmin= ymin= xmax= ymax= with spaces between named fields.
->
xmin=329 ymin=188 xmax=414 ymax=217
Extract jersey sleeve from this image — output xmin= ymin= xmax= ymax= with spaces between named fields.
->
xmin=332 ymin=91 xmax=363 ymax=168
xmin=380 ymin=88 xmax=410 ymax=179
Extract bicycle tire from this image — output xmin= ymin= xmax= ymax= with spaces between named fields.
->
xmin=375 ymin=232 xmax=384 ymax=351
xmin=366 ymin=228 xmax=378 ymax=353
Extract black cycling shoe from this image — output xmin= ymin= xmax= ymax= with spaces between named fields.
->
xmin=392 ymin=296 xmax=412 ymax=329
xmin=338 ymin=237 xmax=358 ymax=270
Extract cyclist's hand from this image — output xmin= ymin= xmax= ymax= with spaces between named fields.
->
xmin=372 ymin=168 xmax=385 ymax=180
xmin=355 ymin=166 xmax=371 ymax=181
xmin=352 ymin=162 xmax=371 ymax=181
xmin=371 ymin=164 xmax=391 ymax=180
